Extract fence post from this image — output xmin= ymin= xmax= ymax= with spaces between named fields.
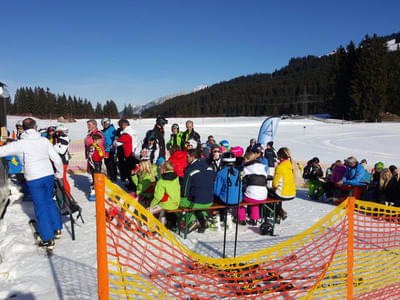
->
xmin=347 ymin=197 xmax=355 ymax=300
xmin=94 ymin=173 xmax=109 ymax=300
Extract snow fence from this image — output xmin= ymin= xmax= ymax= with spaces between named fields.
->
xmin=93 ymin=173 xmax=400 ymax=299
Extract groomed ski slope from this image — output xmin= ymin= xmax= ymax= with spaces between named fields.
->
xmin=1 ymin=116 xmax=399 ymax=299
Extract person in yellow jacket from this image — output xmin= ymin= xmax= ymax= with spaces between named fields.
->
xmin=271 ymin=147 xmax=296 ymax=222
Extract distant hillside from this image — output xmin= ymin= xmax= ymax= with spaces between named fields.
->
xmin=121 ymin=85 xmax=207 ymax=117
xmin=143 ymin=32 xmax=400 ymax=121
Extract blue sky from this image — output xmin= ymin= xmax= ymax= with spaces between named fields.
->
xmin=1 ymin=0 xmax=399 ymax=109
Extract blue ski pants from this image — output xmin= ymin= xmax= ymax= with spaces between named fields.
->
xmin=27 ymin=175 xmax=62 ymax=241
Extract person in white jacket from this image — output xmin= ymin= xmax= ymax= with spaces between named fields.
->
xmin=238 ymin=151 xmax=269 ymax=225
xmin=0 ymin=118 xmax=64 ymax=249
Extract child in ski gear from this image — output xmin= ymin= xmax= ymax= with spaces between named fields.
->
xmin=0 ymin=118 xmax=63 ymax=246
xmin=373 ymin=168 xmax=392 ymax=204
xmin=101 ymin=118 xmax=118 ymax=181
xmin=88 ymin=133 xmax=105 ymax=174
xmin=270 ymin=147 xmax=296 ymax=222
xmin=145 ymin=116 xmax=168 ymax=159
xmin=131 ymin=159 xmax=156 ymax=208
xmin=303 ymin=157 xmax=324 ymax=200
xmin=180 ymin=149 xmax=214 ymax=233
xmin=208 ymin=144 xmax=222 ymax=174
xmin=240 ymin=151 xmax=268 ymax=225
xmin=214 ymin=152 xmax=243 ymax=224
xmin=181 ymin=120 xmax=201 ymax=150
xmin=166 ymin=123 xmax=183 ymax=150
xmin=168 ymin=146 xmax=188 ymax=179
xmin=150 ymin=161 xmax=180 ymax=213
xmin=45 ymin=126 xmax=57 ymax=145
xmin=143 ymin=135 xmax=160 ymax=164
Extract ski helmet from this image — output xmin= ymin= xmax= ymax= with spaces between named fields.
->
xmin=171 ymin=123 xmax=179 ymax=132
xmin=156 ymin=116 xmax=168 ymax=127
xmin=219 ymin=140 xmax=230 ymax=152
xmin=156 ymin=157 xmax=165 ymax=167
xmin=187 ymin=139 xmax=197 ymax=149
xmin=16 ymin=120 xmax=23 ymax=128
xmin=47 ymin=126 xmax=57 ymax=133
xmin=231 ymin=146 xmax=244 ymax=157
xmin=222 ymin=152 xmax=236 ymax=166
xmin=101 ymin=118 xmax=111 ymax=127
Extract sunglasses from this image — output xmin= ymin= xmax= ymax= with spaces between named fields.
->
xmin=212 ymin=150 xmax=221 ymax=153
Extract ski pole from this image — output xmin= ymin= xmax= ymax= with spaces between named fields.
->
xmin=233 ymin=170 xmax=242 ymax=258
xmin=222 ymin=168 xmax=232 ymax=258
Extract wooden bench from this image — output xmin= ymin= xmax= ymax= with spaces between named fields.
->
xmin=167 ymin=198 xmax=281 ymax=239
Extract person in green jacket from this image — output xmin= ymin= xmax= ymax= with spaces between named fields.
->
xmin=166 ymin=123 xmax=183 ymax=150
xmin=131 ymin=159 xmax=156 ymax=207
xmin=149 ymin=161 xmax=181 ymax=224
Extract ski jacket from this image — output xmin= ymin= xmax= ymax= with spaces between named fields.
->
xmin=54 ymin=132 xmax=70 ymax=165
xmin=272 ymin=159 xmax=296 ymax=199
xmin=132 ymin=172 xmax=156 ymax=199
xmin=330 ymin=164 xmax=346 ymax=184
xmin=182 ymin=158 xmax=214 ymax=204
xmin=101 ymin=124 xmax=116 ymax=153
xmin=116 ymin=126 xmax=137 ymax=158
xmin=257 ymin=157 xmax=270 ymax=173
xmin=168 ymin=150 xmax=188 ymax=178
xmin=166 ymin=132 xmax=183 ymax=150
xmin=208 ymin=158 xmax=222 ymax=174
xmin=264 ymin=148 xmax=277 ymax=168
xmin=150 ymin=171 xmax=180 ymax=210
xmin=243 ymin=160 xmax=268 ymax=201
xmin=5 ymin=155 xmax=23 ymax=174
xmin=84 ymin=128 xmax=104 ymax=158
xmin=181 ymin=129 xmax=201 ymax=150
xmin=89 ymin=143 xmax=105 ymax=164
xmin=145 ymin=126 xmax=166 ymax=158
xmin=214 ymin=166 xmax=243 ymax=205
xmin=0 ymin=129 xmax=63 ymax=181
xmin=45 ymin=133 xmax=57 ymax=145
xmin=342 ymin=163 xmax=366 ymax=186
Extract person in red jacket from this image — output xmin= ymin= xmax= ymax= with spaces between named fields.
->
xmin=115 ymin=119 xmax=138 ymax=190
xmin=88 ymin=133 xmax=105 ymax=183
xmin=168 ymin=145 xmax=188 ymax=183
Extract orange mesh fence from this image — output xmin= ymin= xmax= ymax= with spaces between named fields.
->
xmin=93 ymin=174 xmax=400 ymax=299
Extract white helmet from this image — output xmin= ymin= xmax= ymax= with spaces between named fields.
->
xmin=101 ymin=118 xmax=111 ymax=127
xmin=16 ymin=120 xmax=23 ymax=128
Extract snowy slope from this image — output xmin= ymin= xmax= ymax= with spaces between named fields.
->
xmin=1 ymin=116 xmax=400 ymax=299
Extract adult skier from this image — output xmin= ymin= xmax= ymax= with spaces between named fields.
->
xmin=181 ymin=120 xmax=201 ymax=150
xmin=0 ymin=118 xmax=64 ymax=249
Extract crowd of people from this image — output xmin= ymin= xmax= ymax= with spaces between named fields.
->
xmin=1 ymin=116 xmax=399 ymax=247
xmin=83 ymin=117 xmax=296 ymax=234
xmin=302 ymin=156 xmax=400 ymax=207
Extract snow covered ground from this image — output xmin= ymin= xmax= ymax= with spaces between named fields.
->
xmin=1 ymin=116 xmax=399 ymax=299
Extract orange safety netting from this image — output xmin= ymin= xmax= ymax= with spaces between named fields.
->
xmin=94 ymin=174 xmax=400 ymax=299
